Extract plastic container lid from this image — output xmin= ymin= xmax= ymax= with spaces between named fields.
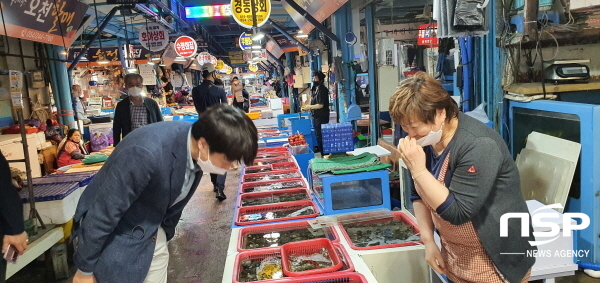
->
xmin=19 ymin=182 xmax=79 ymax=203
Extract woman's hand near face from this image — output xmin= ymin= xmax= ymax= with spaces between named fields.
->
xmin=398 ymin=136 xmax=427 ymax=174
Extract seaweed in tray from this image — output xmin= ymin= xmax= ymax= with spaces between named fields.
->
xmin=239 ymin=207 xmax=315 ymax=222
xmin=344 ymin=219 xmax=420 ymax=247
xmin=244 ymin=173 xmax=300 ymax=182
xmin=242 ymin=193 xmax=307 ymax=206
xmin=243 ymin=181 xmax=304 ymax=193
xmin=244 ymin=228 xmax=327 ymax=249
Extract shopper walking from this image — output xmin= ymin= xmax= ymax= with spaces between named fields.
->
xmin=191 ymin=63 xmax=229 ymax=201
xmin=231 ymin=76 xmax=245 ymax=111
xmin=389 ymin=72 xmax=534 ymax=283
xmin=1 ymin=154 xmax=28 ymax=283
xmin=72 ymin=105 xmax=257 ymax=283
xmin=113 ymin=74 xmax=163 ymax=146
xmin=301 ymin=71 xmax=329 ymax=153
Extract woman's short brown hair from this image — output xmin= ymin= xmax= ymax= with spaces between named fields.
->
xmin=389 ymin=72 xmax=458 ymax=125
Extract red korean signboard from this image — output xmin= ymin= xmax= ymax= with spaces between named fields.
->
xmin=0 ymin=0 xmax=89 ymax=46
xmin=417 ymin=24 xmax=438 ymax=47
xmin=174 ymin=36 xmax=197 ymax=57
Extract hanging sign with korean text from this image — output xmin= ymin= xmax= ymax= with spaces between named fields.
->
xmin=238 ymin=32 xmax=252 ymax=51
xmin=417 ymin=23 xmax=438 ymax=47
xmin=139 ymin=23 xmax=169 ymax=51
xmin=230 ymin=0 xmax=271 ymax=29
xmin=0 ymin=0 xmax=89 ymax=46
xmin=248 ymin=64 xmax=258 ymax=72
xmin=106 ymin=0 xmax=148 ymax=4
xmin=174 ymin=36 xmax=197 ymax=57
xmin=196 ymin=52 xmax=212 ymax=65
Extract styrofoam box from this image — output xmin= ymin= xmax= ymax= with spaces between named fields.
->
xmin=22 ymin=188 xmax=82 ymax=225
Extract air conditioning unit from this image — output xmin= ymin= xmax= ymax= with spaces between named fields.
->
xmin=377 ymin=37 xmax=396 ymax=66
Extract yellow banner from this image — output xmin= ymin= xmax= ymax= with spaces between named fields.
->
xmin=230 ymin=0 xmax=271 ymax=29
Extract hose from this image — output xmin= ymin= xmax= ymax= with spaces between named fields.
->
xmin=578 ymin=261 xmax=600 ymax=278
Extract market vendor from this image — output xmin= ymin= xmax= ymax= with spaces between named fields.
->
xmin=301 ymin=71 xmax=329 ymax=153
xmin=57 ymin=129 xmax=88 ymax=168
xmin=389 ymin=72 xmax=535 ymax=283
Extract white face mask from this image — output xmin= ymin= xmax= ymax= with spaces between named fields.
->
xmin=128 ymin=87 xmax=143 ymax=97
xmin=416 ymin=123 xmax=444 ymax=147
xmin=197 ymin=146 xmax=228 ymax=175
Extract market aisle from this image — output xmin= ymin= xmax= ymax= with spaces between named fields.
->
xmin=166 ymin=171 xmax=239 ymax=283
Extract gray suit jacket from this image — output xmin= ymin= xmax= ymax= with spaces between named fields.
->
xmin=72 ymin=121 xmax=202 ymax=283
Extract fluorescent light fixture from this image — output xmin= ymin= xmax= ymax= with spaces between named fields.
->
xmin=97 ymin=59 xmax=110 ymax=64
xmin=252 ymin=45 xmax=261 ymax=50
xmin=297 ymin=34 xmax=308 ymax=38
xmin=191 ymin=63 xmax=197 ymax=67
xmin=60 ymin=51 xmax=68 ymax=55
xmin=159 ymin=63 xmax=166 ymax=66
xmin=174 ymin=56 xmax=186 ymax=62
xmin=151 ymin=57 xmax=161 ymax=61
xmin=252 ymin=33 xmax=264 ymax=41
xmin=147 ymin=61 xmax=155 ymax=65
xmin=127 ymin=67 xmax=138 ymax=73
xmin=252 ymin=50 xmax=261 ymax=53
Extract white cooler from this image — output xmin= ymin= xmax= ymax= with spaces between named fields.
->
xmin=20 ymin=182 xmax=80 ymax=224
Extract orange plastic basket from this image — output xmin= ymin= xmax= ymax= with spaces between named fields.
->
xmin=281 ymin=239 xmax=342 ymax=277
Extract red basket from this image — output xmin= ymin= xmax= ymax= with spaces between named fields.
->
xmin=255 ymin=151 xmax=291 ymax=159
xmin=258 ymin=147 xmax=289 ymax=153
xmin=235 ymin=200 xmax=320 ymax=226
xmin=237 ymin=220 xmax=340 ymax=252
xmin=283 ymin=272 xmax=367 ymax=283
xmin=232 ymin=248 xmax=287 ymax=283
xmin=244 ymin=165 xmax=274 ymax=175
xmin=233 ymin=246 xmax=354 ymax=283
xmin=240 ymin=179 xmax=307 ymax=194
xmin=281 ymin=239 xmax=342 ymax=277
xmin=253 ymin=157 xmax=295 ymax=166
xmin=271 ymin=162 xmax=299 ymax=171
xmin=243 ymin=169 xmax=302 ymax=183
xmin=239 ymin=188 xmax=311 ymax=208
xmin=337 ymin=211 xmax=422 ymax=250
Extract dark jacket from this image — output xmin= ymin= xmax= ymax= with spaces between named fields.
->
xmin=192 ymin=80 xmax=227 ymax=114
xmin=419 ymin=113 xmax=536 ymax=283
xmin=0 ymin=154 xmax=24 ymax=240
xmin=113 ymin=97 xmax=163 ymax=146
xmin=72 ymin=121 xmax=202 ymax=283
xmin=310 ymin=84 xmax=329 ymax=119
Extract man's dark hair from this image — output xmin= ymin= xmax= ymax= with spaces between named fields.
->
xmin=202 ymin=70 xmax=212 ymax=79
xmin=124 ymin=73 xmax=143 ymax=84
xmin=191 ymin=104 xmax=258 ymax=165
xmin=214 ymin=78 xmax=224 ymax=86
xmin=313 ymin=71 xmax=325 ymax=82
xmin=161 ymin=76 xmax=169 ymax=83
xmin=232 ymin=76 xmax=239 ymax=81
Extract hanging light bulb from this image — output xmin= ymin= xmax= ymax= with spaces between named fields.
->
xmin=297 ymin=30 xmax=308 ymax=38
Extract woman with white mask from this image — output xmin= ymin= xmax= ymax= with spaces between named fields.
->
xmin=113 ymin=73 xmax=163 ymax=146
xmin=389 ymin=72 xmax=534 ymax=283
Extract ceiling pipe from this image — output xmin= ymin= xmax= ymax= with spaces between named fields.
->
xmin=68 ymin=6 xmax=119 ymax=72
xmin=281 ymin=0 xmax=340 ymax=44
xmin=267 ymin=20 xmax=311 ymax=54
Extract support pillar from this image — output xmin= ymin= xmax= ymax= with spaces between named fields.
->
xmin=333 ymin=2 xmax=354 ymax=123
xmin=366 ymin=4 xmax=380 ymax=145
xmin=46 ymin=45 xmax=75 ymax=128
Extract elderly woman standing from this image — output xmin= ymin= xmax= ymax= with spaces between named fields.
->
xmin=389 ymin=72 xmax=535 ymax=283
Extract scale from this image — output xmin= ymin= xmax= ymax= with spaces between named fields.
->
xmin=543 ymin=59 xmax=590 ymax=84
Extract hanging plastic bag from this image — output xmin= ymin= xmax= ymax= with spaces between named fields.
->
xmin=454 ymin=0 xmax=486 ymax=31
xmin=465 ymin=102 xmax=490 ymax=124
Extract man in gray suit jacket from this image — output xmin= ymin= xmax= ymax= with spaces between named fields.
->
xmin=71 ymin=105 xmax=258 ymax=283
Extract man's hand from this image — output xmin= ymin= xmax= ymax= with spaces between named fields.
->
xmin=73 ymin=270 xmax=97 ymax=283
xmin=3 ymin=232 xmax=28 ymax=255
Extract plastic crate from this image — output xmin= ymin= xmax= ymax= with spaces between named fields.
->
xmin=255 ymin=151 xmax=291 ymax=159
xmin=253 ymin=157 xmax=295 ymax=166
xmin=235 ymin=200 xmax=320 ymax=226
xmin=283 ymin=272 xmax=367 ymax=283
xmin=281 ymin=239 xmax=342 ymax=277
xmin=239 ymin=189 xmax=311 ymax=208
xmin=271 ymin=162 xmax=299 ymax=171
xmin=233 ymin=246 xmax=353 ymax=282
xmin=258 ymin=147 xmax=289 ymax=153
xmin=244 ymin=165 xmax=274 ymax=175
xmin=243 ymin=169 xmax=302 ymax=183
xmin=240 ymin=179 xmax=307 ymax=194
xmin=337 ymin=211 xmax=422 ymax=250
xmin=237 ymin=220 xmax=340 ymax=252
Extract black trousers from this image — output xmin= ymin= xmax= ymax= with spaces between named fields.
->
xmin=1 ymin=258 xmax=6 ymax=283
xmin=233 ymin=101 xmax=245 ymax=111
xmin=210 ymin=173 xmax=226 ymax=192
xmin=312 ymin=116 xmax=329 ymax=153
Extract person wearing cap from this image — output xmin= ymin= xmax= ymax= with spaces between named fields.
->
xmin=191 ymin=63 xmax=229 ymax=201
xmin=301 ymin=71 xmax=330 ymax=153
